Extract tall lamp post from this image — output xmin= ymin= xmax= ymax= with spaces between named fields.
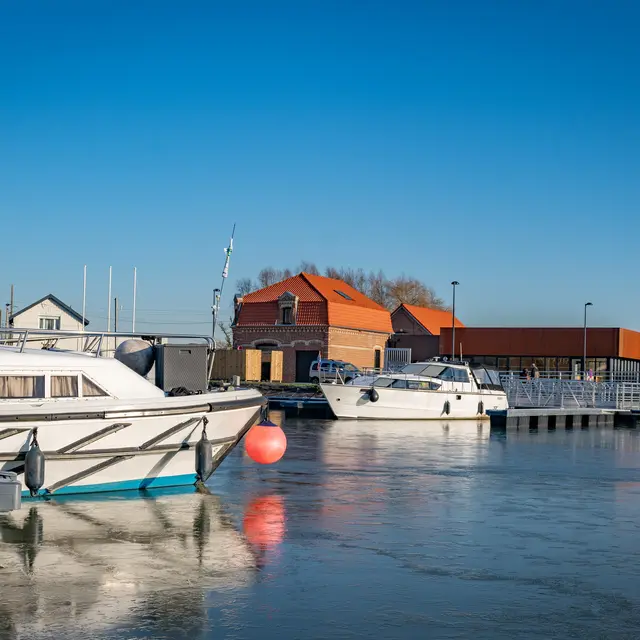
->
xmin=451 ymin=281 xmax=459 ymax=360
xmin=583 ymin=302 xmax=593 ymax=379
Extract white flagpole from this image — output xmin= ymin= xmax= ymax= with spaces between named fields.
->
xmin=132 ymin=267 xmax=137 ymax=333
xmin=107 ymin=266 xmax=112 ymax=332
xmin=82 ymin=265 xmax=87 ymax=331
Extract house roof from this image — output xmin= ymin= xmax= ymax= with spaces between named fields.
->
xmin=11 ymin=294 xmax=89 ymax=326
xmin=238 ymin=273 xmax=393 ymax=333
xmin=394 ymin=303 xmax=462 ymax=336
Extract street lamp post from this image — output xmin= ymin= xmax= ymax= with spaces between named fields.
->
xmin=583 ymin=302 xmax=593 ymax=379
xmin=451 ymin=281 xmax=459 ymax=360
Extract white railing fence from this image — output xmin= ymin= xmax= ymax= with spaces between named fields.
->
xmin=500 ymin=376 xmax=640 ymax=410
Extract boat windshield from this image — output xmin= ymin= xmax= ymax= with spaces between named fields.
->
xmin=471 ymin=365 xmax=504 ymax=390
xmin=400 ymin=363 xmax=447 ymax=378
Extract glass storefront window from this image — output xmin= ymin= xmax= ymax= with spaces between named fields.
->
xmin=545 ymin=358 xmax=557 ymax=372
xmin=509 ymin=357 xmax=521 ymax=371
xmin=498 ymin=358 xmax=508 ymax=370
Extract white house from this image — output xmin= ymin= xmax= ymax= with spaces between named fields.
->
xmin=10 ymin=294 xmax=89 ymax=351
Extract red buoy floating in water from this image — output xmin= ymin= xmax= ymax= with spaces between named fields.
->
xmin=244 ymin=419 xmax=287 ymax=464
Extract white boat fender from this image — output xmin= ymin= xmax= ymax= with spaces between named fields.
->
xmin=478 ymin=400 xmax=484 ymax=415
xmin=195 ymin=417 xmax=213 ymax=483
xmin=369 ymin=388 xmax=379 ymax=403
xmin=25 ymin=428 xmax=45 ymax=498
xmin=443 ymin=400 xmax=451 ymax=415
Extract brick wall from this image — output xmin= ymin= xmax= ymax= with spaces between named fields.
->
xmin=233 ymin=325 xmax=328 ymax=382
xmin=327 ymin=327 xmax=388 ymax=369
xmin=232 ymin=324 xmax=390 ymax=380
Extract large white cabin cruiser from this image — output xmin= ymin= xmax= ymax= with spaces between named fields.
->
xmin=0 ymin=329 xmax=265 ymax=497
xmin=320 ymin=359 xmax=508 ymax=420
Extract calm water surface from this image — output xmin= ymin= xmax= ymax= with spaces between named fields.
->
xmin=2 ymin=419 xmax=640 ymax=639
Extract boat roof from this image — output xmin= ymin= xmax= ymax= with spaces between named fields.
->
xmin=406 ymin=359 xmax=471 ymax=369
xmin=0 ymin=346 xmax=164 ymax=398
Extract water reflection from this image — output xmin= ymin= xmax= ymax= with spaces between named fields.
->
xmin=0 ymin=490 xmax=257 ymax=637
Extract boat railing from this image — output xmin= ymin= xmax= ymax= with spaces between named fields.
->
xmin=0 ymin=328 xmax=216 ymax=379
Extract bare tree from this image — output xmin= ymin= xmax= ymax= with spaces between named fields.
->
xmin=248 ymin=264 xmax=446 ymax=311
xmin=367 ymin=270 xmax=389 ymax=308
xmin=236 ymin=277 xmax=255 ymax=296
xmin=217 ymin=317 xmax=233 ymax=348
xmin=257 ymin=267 xmax=281 ymax=288
xmin=387 ymin=275 xmax=447 ymax=310
xmin=298 ymin=261 xmax=320 ymax=275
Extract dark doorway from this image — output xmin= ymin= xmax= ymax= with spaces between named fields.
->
xmin=261 ymin=361 xmax=271 ymax=381
xmin=295 ymin=350 xmax=318 ymax=382
xmin=374 ymin=349 xmax=381 ymax=370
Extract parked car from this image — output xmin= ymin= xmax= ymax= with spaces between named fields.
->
xmin=309 ymin=359 xmax=360 ymax=384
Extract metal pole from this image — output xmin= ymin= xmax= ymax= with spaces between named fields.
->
xmin=212 ymin=224 xmax=236 ymax=343
xmin=451 ymin=281 xmax=459 ymax=360
xmin=10 ymin=284 xmax=14 ymax=318
xmin=114 ymin=297 xmax=118 ymax=333
xmin=132 ymin=267 xmax=137 ymax=333
xmin=583 ymin=302 xmax=592 ymax=379
xmin=212 ymin=288 xmax=220 ymax=341
xmin=107 ymin=266 xmax=112 ymax=338
xmin=82 ymin=265 xmax=87 ymax=331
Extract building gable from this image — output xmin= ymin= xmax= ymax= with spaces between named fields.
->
xmin=10 ymin=294 xmax=89 ymax=326
xmin=394 ymin=303 xmax=461 ymax=336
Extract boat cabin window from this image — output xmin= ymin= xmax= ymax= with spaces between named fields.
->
xmin=399 ymin=363 xmax=470 ymax=383
xmin=452 ymin=368 xmax=470 ymax=383
xmin=391 ymin=379 xmax=407 ymax=389
xmin=471 ymin=366 xmax=504 ymax=391
xmin=51 ymin=375 xmax=78 ymax=398
xmin=401 ymin=363 xmax=444 ymax=377
xmin=0 ymin=375 xmax=45 ymax=399
xmin=373 ymin=377 xmax=394 ymax=388
xmin=82 ymin=376 xmax=108 ymax=397
xmin=407 ymin=380 xmax=441 ymax=390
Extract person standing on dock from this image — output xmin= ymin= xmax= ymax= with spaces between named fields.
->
xmin=531 ymin=362 xmax=540 ymax=379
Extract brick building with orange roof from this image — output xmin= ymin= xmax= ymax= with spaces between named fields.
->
xmin=389 ymin=303 xmax=463 ymax=362
xmin=232 ymin=272 xmax=393 ymax=382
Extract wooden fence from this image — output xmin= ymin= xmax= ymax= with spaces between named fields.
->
xmin=210 ymin=349 xmax=283 ymax=382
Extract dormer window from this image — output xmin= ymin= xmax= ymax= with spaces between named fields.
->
xmin=278 ymin=291 xmax=298 ymax=325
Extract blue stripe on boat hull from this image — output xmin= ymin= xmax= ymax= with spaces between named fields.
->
xmin=22 ymin=473 xmax=197 ymax=498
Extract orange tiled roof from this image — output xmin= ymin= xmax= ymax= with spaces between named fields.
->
xmin=396 ymin=303 xmax=464 ymax=336
xmin=236 ymin=273 xmax=392 ymax=333
xmin=242 ymin=275 xmax=324 ymax=303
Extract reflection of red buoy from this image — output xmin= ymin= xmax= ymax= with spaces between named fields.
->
xmin=245 ymin=420 xmax=287 ymax=464
xmin=243 ymin=495 xmax=286 ymax=549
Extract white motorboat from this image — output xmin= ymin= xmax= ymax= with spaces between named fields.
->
xmin=320 ymin=358 xmax=508 ymax=420
xmin=0 ymin=329 xmax=265 ymax=497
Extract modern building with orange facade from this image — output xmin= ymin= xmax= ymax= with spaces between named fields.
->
xmin=439 ymin=327 xmax=640 ymax=378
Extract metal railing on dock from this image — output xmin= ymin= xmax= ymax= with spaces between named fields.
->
xmin=500 ymin=376 xmax=640 ymax=411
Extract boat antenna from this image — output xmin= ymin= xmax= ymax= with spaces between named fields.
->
xmin=212 ymin=223 xmax=236 ymax=343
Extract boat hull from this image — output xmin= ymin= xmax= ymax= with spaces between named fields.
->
xmin=320 ymin=383 xmax=508 ymax=420
xmin=0 ymin=390 xmax=264 ymax=496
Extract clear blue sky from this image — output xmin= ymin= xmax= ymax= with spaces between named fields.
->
xmin=1 ymin=0 xmax=639 ymax=334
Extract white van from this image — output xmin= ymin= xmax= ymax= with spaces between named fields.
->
xmin=309 ymin=359 xmax=360 ymax=384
